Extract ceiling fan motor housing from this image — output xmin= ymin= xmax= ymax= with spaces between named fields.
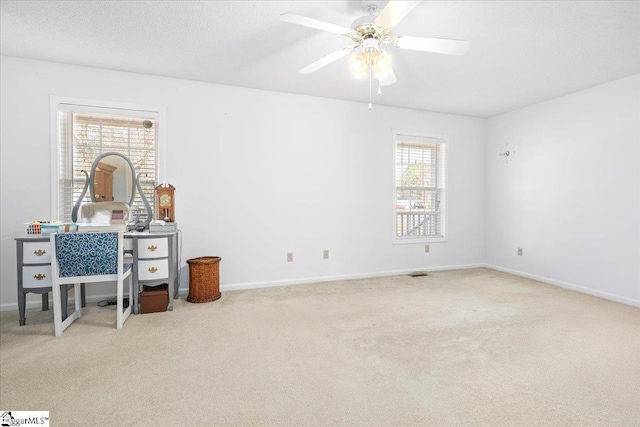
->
xmin=351 ymin=15 xmax=391 ymax=44
xmin=362 ymin=36 xmax=378 ymax=52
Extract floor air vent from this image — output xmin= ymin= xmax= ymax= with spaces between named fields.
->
xmin=409 ymin=271 xmax=429 ymax=277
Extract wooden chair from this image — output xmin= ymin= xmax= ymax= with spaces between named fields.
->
xmin=50 ymin=232 xmax=132 ymax=337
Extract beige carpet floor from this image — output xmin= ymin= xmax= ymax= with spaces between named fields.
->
xmin=1 ymin=268 xmax=638 ymax=426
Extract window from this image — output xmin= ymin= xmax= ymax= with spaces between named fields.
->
xmin=54 ymin=101 xmax=159 ymax=223
xmin=394 ymin=132 xmax=446 ymax=241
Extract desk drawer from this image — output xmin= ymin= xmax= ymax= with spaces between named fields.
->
xmin=23 ymin=241 xmax=51 ymax=264
xmin=137 ymin=238 xmax=168 ymax=259
xmin=23 ymin=265 xmax=52 ymax=289
xmin=138 ymin=259 xmax=169 ymax=281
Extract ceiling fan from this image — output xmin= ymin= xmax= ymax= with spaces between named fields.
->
xmin=280 ymin=0 xmax=469 ymax=89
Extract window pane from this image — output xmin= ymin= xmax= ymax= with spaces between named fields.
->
xmin=58 ymin=111 xmax=157 ymax=223
xmin=395 ymin=135 xmax=445 ymax=239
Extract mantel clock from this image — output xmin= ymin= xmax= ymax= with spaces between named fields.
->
xmin=155 ymin=184 xmax=175 ymax=222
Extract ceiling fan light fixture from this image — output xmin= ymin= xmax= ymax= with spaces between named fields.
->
xmin=371 ymin=49 xmax=391 ymax=74
xmin=349 ymin=52 xmax=369 ymax=78
xmin=350 ymin=47 xmax=391 ymax=79
xmin=375 ymin=68 xmax=391 ymax=81
xmin=351 ymin=56 xmax=364 ymax=69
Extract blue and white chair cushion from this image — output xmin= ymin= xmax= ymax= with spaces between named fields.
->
xmin=55 ymin=233 xmax=132 ymax=277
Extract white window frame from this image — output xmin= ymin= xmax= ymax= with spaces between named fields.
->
xmin=49 ymin=96 xmax=166 ymax=220
xmin=392 ymin=130 xmax=448 ymax=244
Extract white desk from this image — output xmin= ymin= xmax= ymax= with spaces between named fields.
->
xmin=15 ymin=231 xmax=178 ymax=324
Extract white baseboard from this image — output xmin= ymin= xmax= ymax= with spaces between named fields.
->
xmin=484 ymin=264 xmax=640 ymax=308
xmin=219 ymin=263 xmax=485 ymax=292
xmin=6 ymin=263 xmax=634 ymax=311
xmin=3 ymin=264 xmax=484 ymax=312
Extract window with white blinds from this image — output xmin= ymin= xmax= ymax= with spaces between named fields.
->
xmin=56 ymin=108 xmax=158 ymax=223
xmin=395 ymin=133 xmax=446 ymax=240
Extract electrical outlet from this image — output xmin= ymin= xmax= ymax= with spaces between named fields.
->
xmin=323 ymin=250 xmax=329 ymax=259
xmin=424 ymin=244 xmax=430 ymax=253
xmin=287 ymin=252 xmax=293 ymax=262
xmin=517 ymin=247 xmax=523 ymax=256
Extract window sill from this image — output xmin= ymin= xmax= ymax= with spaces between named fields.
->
xmin=393 ymin=236 xmax=447 ymax=245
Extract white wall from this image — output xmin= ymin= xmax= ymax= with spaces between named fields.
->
xmin=0 ymin=56 xmax=486 ymax=309
xmin=484 ymin=74 xmax=640 ymax=305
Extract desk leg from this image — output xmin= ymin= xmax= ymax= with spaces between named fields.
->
xmin=173 ymin=234 xmax=179 ymax=300
xmin=18 ymin=290 xmax=26 ymax=326
xmin=17 ymin=240 xmax=26 ymax=325
xmin=167 ymin=235 xmax=174 ymax=311
xmin=41 ymin=293 xmax=49 ymax=311
xmin=132 ymin=274 xmax=140 ymax=315
xmin=131 ymin=239 xmax=139 ymax=315
xmin=133 ymin=281 xmax=139 ymax=314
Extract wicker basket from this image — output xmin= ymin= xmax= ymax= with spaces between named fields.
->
xmin=187 ymin=256 xmax=221 ymax=303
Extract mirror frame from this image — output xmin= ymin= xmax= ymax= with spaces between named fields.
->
xmin=71 ymin=151 xmax=154 ymax=229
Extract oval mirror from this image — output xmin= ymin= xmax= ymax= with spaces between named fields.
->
xmin=90 ymin=154 xmax=136 ymax=206
xmin=71 ymin=151 xmax=153 ymax=229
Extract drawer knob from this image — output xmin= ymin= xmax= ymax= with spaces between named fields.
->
xmin=148 ymin=245 xmax=158 ymax=252
xmin=34 ymin=249 xmax=47 ymax=256
xmin=148 ymin=267 xmax=158 ymax=273
xmin=34 ymin=273 xmax=46 ymax=280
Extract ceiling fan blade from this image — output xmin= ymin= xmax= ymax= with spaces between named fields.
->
xmin=378 ymin=67 xmax=397 ymax=86
xmin=393 ymin=35 xmax=469 ymax=55
xmin=374 ymin=1 xmax=421 ymax=30
xmin=299 ymin=47 xmax=354 ymax=74
xmin=280 ymin=13 xmax=354 ymax=36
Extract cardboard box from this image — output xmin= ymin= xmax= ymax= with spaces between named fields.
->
xmin=140 ymin=284 xmax=168 ymax=314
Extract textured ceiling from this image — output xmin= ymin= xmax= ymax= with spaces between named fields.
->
xmin=1 ymin=0 xmax=639 ymax=117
